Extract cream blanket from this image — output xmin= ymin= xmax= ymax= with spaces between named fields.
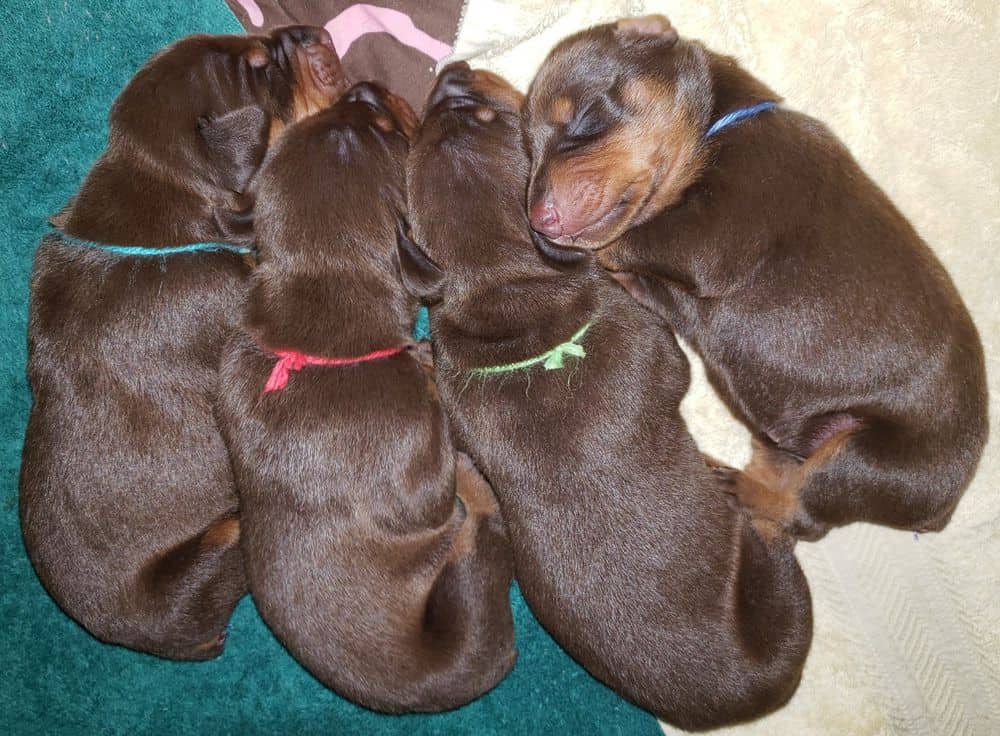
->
xmin=448 ymin=2 xmax=1000 ymax=734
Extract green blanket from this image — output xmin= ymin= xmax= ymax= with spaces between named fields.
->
xmin=0 ymin=2 xmax=660 ymax=734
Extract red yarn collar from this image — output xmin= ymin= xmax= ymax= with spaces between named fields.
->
xmin=264 ymin=345 xmax=407 ymax=392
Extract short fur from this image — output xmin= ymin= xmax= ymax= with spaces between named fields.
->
xmin=216 ymin=83 xmax=515 ymax=712
xmin=20 ymin=26 xmax=347 ymax=660
xmin=524 ymin=16 xmax=988 ymax=539
xmin=399 ymin=63 xmax=812 ymax=731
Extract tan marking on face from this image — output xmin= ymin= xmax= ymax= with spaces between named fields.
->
xmin=474 ymin=106 xmax=497 ymax=123
xmin=288 ymin=45 xmax=349 ymax=122
xmin=539 ymin=74 xmax=705 ymax=248
xmin=548 ymin=96 xmax=575 ymax=125
xmin=467 ymin=69 xmax=524 ymax=113
xmin=381 ymin=89 xmax=417 ymax=139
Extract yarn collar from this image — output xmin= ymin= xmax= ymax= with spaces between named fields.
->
xmin=264 ymin=345 xmax=407 ymax=392
xmin=264 ymin=308 xmax=430 ymax=392
xmin=469 ymin=321 xmax=592 ymax=376
xmin=54 ymin=231 xmax=254 ymax=257
xmin=705 ymin=101 xmax=779 ymax=139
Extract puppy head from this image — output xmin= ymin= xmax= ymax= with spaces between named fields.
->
xmin=253 ymin=81 xmax=412 ymax=261
xmin=400 ymin=62 xmax=529 ymax=300
xmin=523 ymin=15 xmax=713 ymax=250
xmin=108 ymin=26 xmax=350 ymax=198
xmin=247 ymin=82 xmax=414 ymax=350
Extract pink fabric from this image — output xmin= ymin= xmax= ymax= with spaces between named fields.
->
xmin=264 ymin=345 xmax=406 ymax=392
xmin=233 ymin=0 xmax=264 ymax=26
xmin=325 ymin=4 xmax=452 ymax=62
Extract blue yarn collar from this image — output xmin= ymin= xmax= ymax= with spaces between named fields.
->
xmin=705 ymin=101 xmax=779 ymax=139
xmin=54 ymin=231 xmax=254 ymax=257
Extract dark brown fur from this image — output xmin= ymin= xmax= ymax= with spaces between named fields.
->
xmin=524 ymin=16 xmax=988 ymax=540
xmin=20 ymin=26 xmax=347 ymax=660
xmin=215 ymin=84 xmax=515 ymax=712
xmin=398 ymin=63 xmax=812 ymax=731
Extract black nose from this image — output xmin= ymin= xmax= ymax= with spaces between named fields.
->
xmin=344 ymin=82 xmax=387 ymax=111
xmin=428 ymin=61 xmax=473 ymax=108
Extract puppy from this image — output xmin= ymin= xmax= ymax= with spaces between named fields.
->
xmin=523 ymin=16 xmax=988 ymax=540
xmin=397 ymin=64 xmax=812 ymax=731
xmin=20 ymin=27 xmax=347 ymax=660
xmin=216 ymin=83 xmax=515 ymax=713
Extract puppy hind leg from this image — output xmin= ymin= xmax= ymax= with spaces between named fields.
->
xmin=137 ymin=514 xmax=247 ymax=660
xmin=796 ymin=421 xmax=969 ymax=535
xmin=413 ymin=453 xmax=516 ymax=709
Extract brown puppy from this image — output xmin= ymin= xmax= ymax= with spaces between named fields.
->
xmin=397 ymin=64 xmax=812 ymax=730
xmin=216 ymin=83 xmax=515 ymax=713
xmin=523 ymin=16 xmax=988 ymax=540
xmin=20 ymin=27 xmax=346 ymax=660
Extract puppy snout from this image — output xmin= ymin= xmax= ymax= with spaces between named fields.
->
xmin=428 ymin=61 xmax=474 ymax=108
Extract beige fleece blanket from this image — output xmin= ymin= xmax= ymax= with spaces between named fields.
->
xmin=448 ymin=2 xmax=1000 ymax=734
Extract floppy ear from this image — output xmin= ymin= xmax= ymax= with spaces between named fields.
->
xmin=614 ymin=15 xmax=679 ymax=46
xmin=395 ymin=218 xmax=445 ymax=304
xmin=213 ymin=203 xmax=255 ymax=244
xmin=198 ymin=105 xmax=270 ymax=194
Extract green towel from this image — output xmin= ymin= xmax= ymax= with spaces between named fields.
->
xmin=0 ymin=2 xmax=660 ymax=734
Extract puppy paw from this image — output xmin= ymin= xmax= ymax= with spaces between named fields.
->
xmin=454 ymin=452 xmax=500 ymax=518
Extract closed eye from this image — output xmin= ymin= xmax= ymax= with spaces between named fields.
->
xmin=557 ymin=97 xmax=611 ymax=151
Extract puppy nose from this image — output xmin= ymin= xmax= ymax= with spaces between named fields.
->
xmin=428 ymin=61 xmax=473 ymax=107
xmin=344 ymin=82 xmax=386 ymax=110
xmin=529 ymin=198 xmax=563 ymax=238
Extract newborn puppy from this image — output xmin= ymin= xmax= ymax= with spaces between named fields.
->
xmin=524 ymin=16 xmax=988 ymax=540
xmin=398 ymin=64 xmax=811 ymax=730
xmin=20 ymin=27 xmax=347 ymax=660
xmin=216 ymin=83 xmax=515 ymax=713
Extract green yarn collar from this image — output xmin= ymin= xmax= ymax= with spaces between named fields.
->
xmin=469 ymin=321 xmax=592 ymax=376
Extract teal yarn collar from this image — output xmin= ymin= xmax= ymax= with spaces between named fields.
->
xmin=54 ymin=231 xmax=254 ymax=257
xmin=469 ymin=321 xmax=592 ymax=376
xmin=412 ymin=305 xmax=431 ymax=342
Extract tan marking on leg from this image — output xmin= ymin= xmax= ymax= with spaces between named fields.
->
xmin=200 ymin=517 xmax=240 ymax=550
xmin=741 ymin=429 xmax=856 ymax=526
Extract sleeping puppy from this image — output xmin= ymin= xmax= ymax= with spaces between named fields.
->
xmin=397 ymin=64 xmax=812 ymax=730
xmin=216 ymin=83 xmax=515 ymax=713
xmin=524 ymin=16 xmax=988 ymax=540
xmin=20 ymin=26 xmax=347 ymax=660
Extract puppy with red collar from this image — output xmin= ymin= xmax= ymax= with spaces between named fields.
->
xmin=216 ymin=83 xmax=515 ymax=712
xmin=523 ymin=16 xmax=988 ymax=540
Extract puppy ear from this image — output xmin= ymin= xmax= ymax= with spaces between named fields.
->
xmin=614 ymin=15 xmax=679 ymax=45
xmin=198 ymin=105 xmax=270 ymax=194
xmin=396 ymin=218 xmax=445 ymax=304
xmin=213 ymin=203 xmax=255 ymax=243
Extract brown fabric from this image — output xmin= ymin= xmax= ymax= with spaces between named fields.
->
xmin=225 ymin=1 xmax=463 ymax=111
